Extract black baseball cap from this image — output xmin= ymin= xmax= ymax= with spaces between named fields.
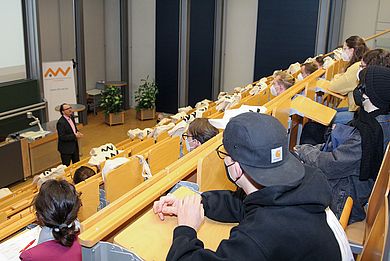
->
xmin=223 ymin=112 xmax=304 ymax=187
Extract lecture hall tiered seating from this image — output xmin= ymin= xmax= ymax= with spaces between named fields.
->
xmin=1 ymin=31 xmax=390 ymax=261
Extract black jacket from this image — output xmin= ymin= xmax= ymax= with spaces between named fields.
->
xmin=56 ymin=115 xmax=78 ymax=154
xmin=167 ymin=166 xmax=341 ymax=261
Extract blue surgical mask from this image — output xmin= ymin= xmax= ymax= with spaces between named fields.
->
xmin=270 ymin=85 xmax=278 ymax=96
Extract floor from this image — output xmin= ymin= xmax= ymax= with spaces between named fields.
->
xmin=79 ymin=109 xmax=157 ymax=159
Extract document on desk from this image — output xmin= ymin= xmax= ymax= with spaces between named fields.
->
xmin=0 ymin=226 xmax=40 ymax=261
xmin=113 ymin=187 xmax=237 ymax=261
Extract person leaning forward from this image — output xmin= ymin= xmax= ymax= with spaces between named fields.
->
xmin=153 ymin=112 xmax=344 ymax=261
xmin=56 ymin=103 xmax=83 ymax=166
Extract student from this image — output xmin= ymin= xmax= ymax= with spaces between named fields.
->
xmin=20 ymin=180 xmax=82 ymax=261
xmin=328 ymin=36 xmax=369 ymax=113
xmin=296 ymin=66 xmax=390 ymax=223
xmin=270 ymin=71 xmax=295 ymax=96
xmin=182 ymin=118 xmax=218 ymax=152
xmin=298 ymin=62 xmax=318 ymax=80
xmin=154 ymin=112 xmax=345 ymax=260
xmin=332 ymin=48 xmax=390 ymax=124
xmin=73 ymin=166 xmax=107 ymax=210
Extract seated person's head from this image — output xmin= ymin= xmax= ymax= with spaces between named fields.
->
xmin=271 ymin=71 xmax=295 ymax=96
xmin=184 ymin=118 xmax=218 ymax=152
xmin=35 ymin=179 xmax=81 ymax=247
xmin=300 ymin=62 xmax=318 ymax=79
xmin=73 ymin=166 xmax=96 ymax=184
xmin=314 ymin=55 xmax=325 ymax=68
xmin=342 ymin=36 xmax=369 ymax=66
xmin=361 ymin=49 xmax=390 ymax=68
xmin=218 ymin=112 xmax=304 ymax=193
xmin=356 ymin=65 xmax=390 ymax=113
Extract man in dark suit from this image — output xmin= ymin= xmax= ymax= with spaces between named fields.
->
xmin=56 ymin=103 xmax=83 ymax=166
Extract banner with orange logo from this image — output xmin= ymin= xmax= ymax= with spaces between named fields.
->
xmin=43 ymin=61 xmax=76 ymax=121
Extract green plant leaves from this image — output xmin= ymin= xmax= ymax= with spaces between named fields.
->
xmin=135 ymin=76 xmax=158 ymax=111
xmin=99 ymin=86 xmax=123 ymax=114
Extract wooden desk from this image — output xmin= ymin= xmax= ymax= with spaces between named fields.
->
xmin=316 ymin=79 xmax=347 ymax=100
xmin=113 ymin=187 xmax=236 ymax=261
xmin=291 ymin=96 xmax=336 ymax=126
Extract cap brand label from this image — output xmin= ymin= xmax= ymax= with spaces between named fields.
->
xmin=271 ymin=146 xmax=283 ymax=163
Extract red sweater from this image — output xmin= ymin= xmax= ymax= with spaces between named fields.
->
xmin=19 ymin=239 xmax=82 ymax=261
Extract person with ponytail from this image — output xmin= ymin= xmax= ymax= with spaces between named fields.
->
xmin=20 ymin=179 xmax=82 ymax=261
xmin=328 ymin=36 xmax=369 ymax=114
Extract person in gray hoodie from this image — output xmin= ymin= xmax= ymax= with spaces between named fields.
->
xmin=153 ymin=112 xmax=342 ymax=261
xmin=295 ymin=65 xmax=390 ymax=223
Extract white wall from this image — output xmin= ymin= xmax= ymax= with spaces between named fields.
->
xmin=38 ymin=0 xmax=62 ymax=62
xmin=104 ymin=0 xmax=121 ymax=81
xmin=340 ymin=0 xmax=390 ymax=49
xmin=129 ymin=0 xmax=155 ymax=107
xmin=84 ymin=0 xmax=106 ymax=90
xmin=221 ymin=0 xmax=258 ymax=93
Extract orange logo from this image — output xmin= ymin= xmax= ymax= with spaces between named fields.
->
xmin=275 ymin=150 xmax=281 ymax=158
xmin=44 ymin=67 xmax=71 ymax=78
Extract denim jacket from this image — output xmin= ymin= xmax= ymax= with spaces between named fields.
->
xmin=296 ymin=113 xmax=390 ymax=223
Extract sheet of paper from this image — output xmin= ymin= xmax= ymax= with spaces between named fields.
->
xmin=0 ymin=226 xmax=41 ymax=261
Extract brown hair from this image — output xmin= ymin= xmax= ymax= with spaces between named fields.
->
xmin=345 ymin=36 xmax=369 ymax=68
xmin=73 ymin=166 xmax=96 ymax=184
xmin=35 ymin=179 xmax=81 ymax=247
xmin=301 ymin=62 xmax=318 ymax=76
xmin=362 ymin=49 xmax=390 ymax=68
xmin=274 ymin=71 xmax=295 ymax=90
xmin=188 ymin=118 xmax=218 ymax=144
xmin=315 ymin=55 xmax=325 ymax=67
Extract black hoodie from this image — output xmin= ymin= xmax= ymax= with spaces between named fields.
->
xmin=167 ymin=166 xmax=341 ymax=261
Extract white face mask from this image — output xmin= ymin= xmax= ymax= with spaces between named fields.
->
xmin=185 ymin=139 xmax=195 ymax=152
xmin=270 ymin=85 xmax=278 ymax=96
xmin=356 ymin=67 xmax=363 ymax=81
xmin=341 ymin=50 xmax=351 ymax=62
xmin=297 ymin=73 xmax=304 ymax=81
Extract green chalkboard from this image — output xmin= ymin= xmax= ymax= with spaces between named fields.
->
xmin=0 ymin=79 xmax=41 ymax=112
xmin=0 ymin=79 xmax=43 ymax=140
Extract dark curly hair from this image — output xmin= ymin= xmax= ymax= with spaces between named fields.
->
xmin=34 ymin=179 xmax=81 ymax=247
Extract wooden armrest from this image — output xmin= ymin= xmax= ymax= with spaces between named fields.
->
xmin=339 ymin=196 xmax=353 ymax=230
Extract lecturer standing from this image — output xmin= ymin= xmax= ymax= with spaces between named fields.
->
xmin=56 ymin=103 xmax=83 ymax=166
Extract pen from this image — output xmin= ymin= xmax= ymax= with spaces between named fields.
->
xmin=19 ymin=239 xmax=36 ymax=253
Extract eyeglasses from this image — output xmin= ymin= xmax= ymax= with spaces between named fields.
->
xmin=181 ymin=133 xmax=193 ymax=140
xmin=216 ymin=144 xmax=230 ymax=160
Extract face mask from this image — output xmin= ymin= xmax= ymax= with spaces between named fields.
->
xmin=224 ymin=163 xmax=237 ymax=184
xmin=341 ymin=50 xmax=351 ymax=62
xmin=356 ymin=67 xmax=363 ymax=81
xmin=297 ymin=73 xmax=304 ymax=81
xmin=185 ymin=139 xmax=192 ymax=152
xmin=270 ymin=85 xmax=278 ymax=96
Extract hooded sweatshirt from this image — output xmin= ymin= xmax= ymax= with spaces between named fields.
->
xmin=167 ymin=166 xmax=341 ymax=261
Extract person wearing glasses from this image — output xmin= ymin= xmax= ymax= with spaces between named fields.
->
xmin=154 ymin=112 xmax=347 ymax=260
xmin=182 ymin=118 xmax=219 ymax=153
xmin=296 ymin=66 xmax=390 ymax=223
xmin=56 ymin=103 xmax=83 ymax=166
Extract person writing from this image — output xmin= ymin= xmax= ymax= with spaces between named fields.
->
xmin=56 ymin=103 xmax=83 ymax=166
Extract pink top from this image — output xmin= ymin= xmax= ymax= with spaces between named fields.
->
xmin=19 ymin=239 xmax=82 ymax=261
xmin=64 ymin=115 xmax=77 ymax=134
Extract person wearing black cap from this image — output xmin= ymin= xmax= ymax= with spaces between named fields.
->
xmin=153 ymin=112 xmax=345 ymax=260
xmin=296 ymin=65 xmax=390 ymax=223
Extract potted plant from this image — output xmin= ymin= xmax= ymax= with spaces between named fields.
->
xmin=100 ymin=85 xmax=125 ymax=126
xmin=135 ymin=76 xmax=158 ymax=120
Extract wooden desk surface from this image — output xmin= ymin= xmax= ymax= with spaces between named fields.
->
xmin=114 ymin=187 xmax=236 ymax=261
xmin=316 ymin=79 xmax=347 ymax=100
xmin=291 ymin=96 xmax=336 ymax=126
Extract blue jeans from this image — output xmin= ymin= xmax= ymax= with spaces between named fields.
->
xmin=333 ymin=107 xmax=354 ymax=124
xmin=169 ymin=181 xmax=200 ymax=194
